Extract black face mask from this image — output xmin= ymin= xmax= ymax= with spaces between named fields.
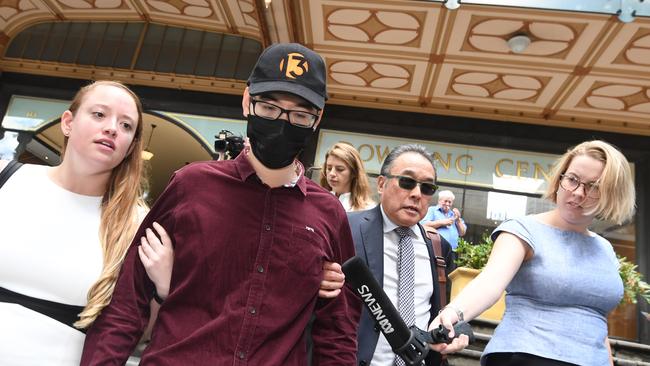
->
xmin=246 ymin=114 xmax=314 ymax=169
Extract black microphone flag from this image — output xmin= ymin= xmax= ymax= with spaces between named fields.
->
xmin=342 ymin=256 xmax=475 ymax=366
xmin=342 ymin=256 xmax=411 ymax=346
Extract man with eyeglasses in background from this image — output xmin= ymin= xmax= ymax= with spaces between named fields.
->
xmin=347 ymin=144 xmax=467 ymax=366
xmin=81 ymin=43 xmax=360 ymax=365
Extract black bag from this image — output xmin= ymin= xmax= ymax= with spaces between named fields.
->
xmin=0 ymin=160 xmax=23 ymax=189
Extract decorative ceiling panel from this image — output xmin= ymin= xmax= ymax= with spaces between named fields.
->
xmin=324 ymin=52 xmax=431 ymax=99
xmin=303 ymin=0 xmax=440 ymax=55
xmin=561 ymin=75 xmax=650 ymax=124
xmin=444 ymin=5 xmax=609 ymax=66
xmin=220 ymin=0 xmax=262 ymax=37
xmin=0 ymin=0 xmax=52 ymax=35
xmin=594 ymin=21 xmax=650 ymax=74
xmin=136 ymin=0 xmax=230 ymax=33
xmin=1 ymin=0 xmax=650 ymax=135
xmin=432 ymin=63 xmax=570 ymax=110
xmin=35 ymin=0 xmax=144 ymax=25
xmin=48 ymin=0 xmax=137 ymax=16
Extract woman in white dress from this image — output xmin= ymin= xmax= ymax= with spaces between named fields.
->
xmin=0 ymin=81 xmax=172 ymax=365
xmin=320 ymin=142 xmax=376 ymax=212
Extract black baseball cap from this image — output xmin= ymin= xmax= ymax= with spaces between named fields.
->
xmin=247 ymin=43 xmax=328 ymax=110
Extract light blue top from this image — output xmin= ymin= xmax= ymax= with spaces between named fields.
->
xmin=420 ymin=205 xmax=465 ymax=250
xmin=481 ymin=215 xmax=623 ymax=366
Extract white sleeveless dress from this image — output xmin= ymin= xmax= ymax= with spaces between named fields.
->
xmin=0 ymin=164 xmax=103 ymax=365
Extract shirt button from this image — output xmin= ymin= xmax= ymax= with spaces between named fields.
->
xmin=264 ymin=224 xmax=271 ymax=231
xmin=249 ymin=307 xmax=256 ymax=314
xmin=238 ymin=351 xmax=246 ymax=359
xmin=257 ymin=265 xmax=264 ymax=273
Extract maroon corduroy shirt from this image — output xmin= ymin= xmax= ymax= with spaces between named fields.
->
xmin=81 ymin=153 xmax=361 ymax=365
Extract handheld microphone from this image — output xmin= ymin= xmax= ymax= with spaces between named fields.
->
xmin=342 ymin=256 xmax=474 ymax=366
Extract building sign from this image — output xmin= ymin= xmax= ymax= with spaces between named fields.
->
xmin=315 ymin=129 xmax=560 ymax=194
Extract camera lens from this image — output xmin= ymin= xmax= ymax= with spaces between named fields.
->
xmin=214 ymin=140 xmax=227 ymax=151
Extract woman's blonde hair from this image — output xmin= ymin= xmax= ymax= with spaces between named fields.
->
xmin=320 ymin=142 xmax=374 ymax=211
xmin=63 ymin=81 xmax=148 ymax=329
xmin=544 ymin=140 xmax=635 ymax=225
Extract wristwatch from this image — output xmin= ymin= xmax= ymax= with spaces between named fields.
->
xmin=440 ymin=304 xmax=464 ymax=322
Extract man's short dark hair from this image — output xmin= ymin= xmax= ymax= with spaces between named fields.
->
xmin=379 ymin=144 xmax=436 ymax=179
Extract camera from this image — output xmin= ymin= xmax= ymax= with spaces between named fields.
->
xmin=214 ymin=130 xmax=244 ymax=161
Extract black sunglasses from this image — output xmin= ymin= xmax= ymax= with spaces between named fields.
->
xmin=385 ymin=174 xmax=438 ymax=196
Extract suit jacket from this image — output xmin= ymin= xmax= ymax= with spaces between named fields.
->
xmin=347 ymin=205 xmax=455 ymax=366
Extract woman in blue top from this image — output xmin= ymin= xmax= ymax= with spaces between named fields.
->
xmin=434 ymin=140 xmax=636 ymax=366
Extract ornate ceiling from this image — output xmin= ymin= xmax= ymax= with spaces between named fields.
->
xmin=1 ymin=0 xmax=649 ymax=136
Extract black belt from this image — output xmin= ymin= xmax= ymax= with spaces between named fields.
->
xmin=0 ymin=286 xmax=85 ymax=333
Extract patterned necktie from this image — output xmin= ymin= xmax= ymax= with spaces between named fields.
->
xmin=394 ymin=226 xmax=416 ymax=366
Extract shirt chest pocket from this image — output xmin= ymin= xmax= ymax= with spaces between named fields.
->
xmin=270 ymin=225 xmax=327 ymax=294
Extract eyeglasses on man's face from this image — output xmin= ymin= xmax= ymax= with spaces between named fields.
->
xmin=559 ymin=174 xmax=600 ymax=198
xmin=385 ymin=174 xmax=438 ymax=196
xmin=250 ymin=99 xmax=320 ymax=128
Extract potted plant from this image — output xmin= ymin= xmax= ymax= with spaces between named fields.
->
xmin=608 ymin=255 xmax=650 ymax=339
xmin=618 ymin=255 xmax=650 ymax=305
xmin=449 ymin=233 xmax=506 ymax=321
xmin=454 ymin=233 xmax=493 ymax=270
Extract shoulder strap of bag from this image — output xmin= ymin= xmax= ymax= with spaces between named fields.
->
xmin=424 ymin=228 xmax=450 ymax=366
xmin=0 ymin=160 xmax=24 ymax=190
xmin=425 ymin=229 xmax=447 ymax=308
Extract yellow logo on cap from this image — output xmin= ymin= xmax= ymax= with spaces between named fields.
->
xmin=279 ymin=52 xmax=309 ymax=79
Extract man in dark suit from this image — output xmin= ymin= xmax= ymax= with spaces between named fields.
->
xmin=347 ymin=144 xmax=465 ymax=366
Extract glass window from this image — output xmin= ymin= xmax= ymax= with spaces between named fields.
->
xmin=156 ymin=26 xmax=183 ymax=73
xmin=5 ymin=31 xmax=29 ymax=58
xmin=135 ymin=23 xmax=164 ymax=71
xmin=113 ymin=22 xmax=143 ymax=69
xmin=41 ymin=23 xmax=70 ymax=62
xmin=214 ymin=35 xmax=242 ymax=78
xmin=76 ymin=22 xmax=107 ymax=65
xmin=4 ymin=21 xmax=262 ymax=81
xmin=59 ymin=22 xmax=88 ymax=64
xmin=195 ymin=32 xmax=222 ymax=77
xmin=96 ymin=23 xmax=126 ymax=67
xmin=235 ymin=38 xmax=262 ymax=80
xmin=22 ymin=23 xmax=51 ymax=60
xmin=175 ymin=29 xmax=203 ymax=75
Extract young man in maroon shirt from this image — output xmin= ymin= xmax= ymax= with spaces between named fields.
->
xmin=81 ymin=43 xmax=361 ymax=365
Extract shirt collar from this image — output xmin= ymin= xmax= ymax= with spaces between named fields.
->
xmin=234 ymin=150 xmax=307 ymax=196
xmin=435 ymin=205 xmax=451 ymax=216
xmin=234 ymin=150 xmax=256 ymax=181
xmin=335 ymin=192 xmax=351 ymax=199
xmin=286 ymin=162 xmax=307 ymax=195
xmin=379 ymin=204 xmax=423 ymax=242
